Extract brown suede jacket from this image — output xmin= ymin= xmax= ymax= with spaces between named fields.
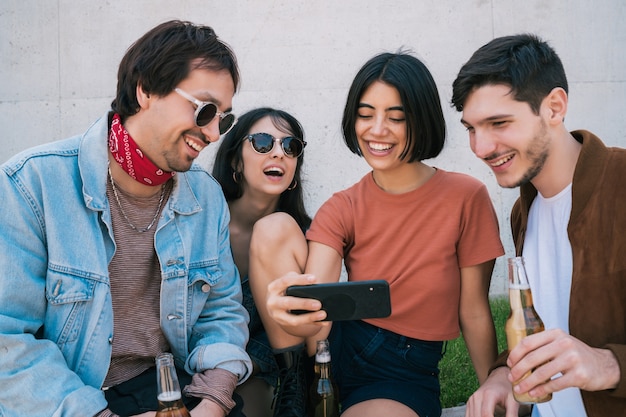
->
xmin=493 ymin=130 xmax=626 ymax=416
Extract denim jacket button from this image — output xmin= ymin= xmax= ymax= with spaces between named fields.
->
xmin=201 ymin=283 xmax=210 ymax=293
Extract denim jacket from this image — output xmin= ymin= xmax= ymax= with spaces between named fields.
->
xmin=0 ymin=114 xmax=252 ymax=417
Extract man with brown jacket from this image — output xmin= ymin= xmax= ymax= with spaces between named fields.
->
xmin=451 ymin=34 xmax=626 ymax=417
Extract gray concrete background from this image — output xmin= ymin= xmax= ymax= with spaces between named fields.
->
xmin=2 ymin=1 xmax=625 ymax=294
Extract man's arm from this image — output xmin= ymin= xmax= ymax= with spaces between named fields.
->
xmin=0 ymin=168 xmax=107 ymax=416
xmin=181 ymin=195 xmax=253 ymax=411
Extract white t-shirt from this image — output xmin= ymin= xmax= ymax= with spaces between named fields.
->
xmin=522 ymin=183 xmax=587 ymax=417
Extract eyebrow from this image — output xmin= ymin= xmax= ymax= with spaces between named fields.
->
xmin=460 ymin=114 xmax=513 ymax=126
xmin=358 ymin=103 xmax=404 ymax=111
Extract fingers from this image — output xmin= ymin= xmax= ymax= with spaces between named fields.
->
xmin=266 ymin=272 xmax=326 ymax=327
xmin=507 ymin=329 xmax=563 ymax=381
xmin=465 ymin=387 xmax=520 ymax=417
xmin=507 ymin=330 xmax=563 ymax=397
xmin=465 ymin=368 xmax=519 ymax=417
xmin=507 ymin=328 xmax=619 ymax=398
xmin=469 ymin=329 xmax=616 ymax=417
xmin=266 ymin=271 xmax=311 ymax=297
xmin=503 ymin=396 xmax=521 ymax=417
xmin=507 ymin=328 xmax=563 ymax=366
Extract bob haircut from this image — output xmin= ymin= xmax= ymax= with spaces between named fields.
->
xmin=212 ymin=107 xmax=312 ymax=230
xmin=451 ymin=33 xmax=568 ymax=115
xmin=111 ymin=20 xmax=239 ymax=119
xmin=342 ymin=52 xmax=446 ymax=162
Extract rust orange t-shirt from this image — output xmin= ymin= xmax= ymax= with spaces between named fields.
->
xmin=306 ymin=169 xmax=504 ymax=341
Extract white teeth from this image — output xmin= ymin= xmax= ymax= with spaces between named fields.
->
xmin=369 ymin=142 xmax=392 ymax=151
xmin=490 ymin=155 xmax=513 ymax=167
xmin=185 ymin=137 xmax=205 ymax=152
xmin=264 ymin=167 xmax=284 ymax=176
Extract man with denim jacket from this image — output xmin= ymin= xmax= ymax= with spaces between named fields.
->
xmin=452 ymin=34 xmax=626 ymax=417
xmin=0 ymin=20 xmax=252 ymax=417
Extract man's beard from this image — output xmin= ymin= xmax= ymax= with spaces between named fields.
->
xmin=509 ymin=120 xmax=550 ymax=188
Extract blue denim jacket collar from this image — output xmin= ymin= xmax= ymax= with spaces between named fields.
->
xmin=78 ymin=114 xmax=203 ymax=217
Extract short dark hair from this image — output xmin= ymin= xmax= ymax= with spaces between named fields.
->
xmin=342 ymin=52 xmax=446 ymax=162
xmin=451 ymin=33 xmax=568 ymax=114
xmin=212 ymin=107 xmax=312 ymax=230
xmin=111 ymin=20 xmax=239 ymax=119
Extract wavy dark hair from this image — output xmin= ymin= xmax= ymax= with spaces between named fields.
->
xmin=451 ymin=33 xmax=568 ymax=115
xmin=212 ymin=107 xmax=311 ymax=230
xmin=111 ymin=20 xmax=239 ymax=119
xmin=342 ymin=51 xmax=446 ymax=162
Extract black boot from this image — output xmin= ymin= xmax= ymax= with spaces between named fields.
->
xmin=272 ymin=344 xmax=307 ymax=417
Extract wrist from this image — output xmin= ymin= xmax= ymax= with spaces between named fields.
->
xmin=601 ymin=347 xmax=621 ymax=390
xmin=194 ymin=399 xmax=225 ymax=417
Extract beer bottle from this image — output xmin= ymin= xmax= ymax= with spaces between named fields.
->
xmin=505 ymin=256 xmax=552 ymax=404
xmin=155 ymin=353 xmax=191 ymax=417
xmin=308 ymin=339 xmax=340 ymax=417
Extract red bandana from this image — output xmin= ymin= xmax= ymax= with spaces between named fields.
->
xmin=108 ymin=113 xmax=175 ymax=186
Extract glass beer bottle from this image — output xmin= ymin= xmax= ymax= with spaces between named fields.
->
xmin=155 ymin=353 xmax=191 ymax=417
xmin=505 ymin=256 xmax=552 ymax=404
xmin=308 ymin=339 xmax=340 ymax=417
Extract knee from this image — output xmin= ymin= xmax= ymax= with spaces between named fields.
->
xmin=250 ymin=212 xmax=302 ymax=257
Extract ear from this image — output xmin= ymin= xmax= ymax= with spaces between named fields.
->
xmin=544 ymin=87 xmax=568 ymax=125
xmin=232 ymin=160 xmax=243 ymax=173
xmin=136 ymin=84 xmax=151 ymax=110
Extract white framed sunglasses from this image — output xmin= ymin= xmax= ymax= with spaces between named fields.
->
xmin=175 ymin=88 xmax=237 ymax=134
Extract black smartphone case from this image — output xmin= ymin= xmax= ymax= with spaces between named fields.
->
xmin=286 ymin=280 xmax=391 ymax=321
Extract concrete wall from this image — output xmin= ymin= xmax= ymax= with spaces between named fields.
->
xmin=2 ymin=0 xmax=625 ymax=294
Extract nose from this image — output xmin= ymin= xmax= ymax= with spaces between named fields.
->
xmin=199 ymin=118 xmax=221 ymax=143
xmin=269 ymin=138 xmax=285 ymax=158
xmin=470 ymin=129 xmax=497 ymax=159
xmin=369 ymin=116 xmax=387 ymax=136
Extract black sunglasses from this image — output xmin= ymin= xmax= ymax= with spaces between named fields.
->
xmin=245 ymin=133 xmax=306 ymax=158
xmin=175 ymin=88 xmax=237 ymax=134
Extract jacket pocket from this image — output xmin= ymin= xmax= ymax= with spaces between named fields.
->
xmin=45 ymin=269 xmax=96 ymax=345
xmin=187 ymin=264 xmax=223 ymax=319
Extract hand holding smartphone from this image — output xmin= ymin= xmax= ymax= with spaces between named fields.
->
xmin=286 ymin=280 xmax=391 ymax=321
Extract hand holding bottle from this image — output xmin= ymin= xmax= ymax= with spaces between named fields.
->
xmin=507 ymin=328 xmax=621 ymax=399
xmin=505 ymin=256 xmax=621 ymax=403
xmin=504 ymin=256 xmax=551 ymax=404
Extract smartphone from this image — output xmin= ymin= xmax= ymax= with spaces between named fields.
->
xmin=285 ymin=280 xmax=391 ymax=321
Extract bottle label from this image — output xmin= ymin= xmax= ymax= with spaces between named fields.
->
xmin=523 ymin=309 xmax=543 ymax=334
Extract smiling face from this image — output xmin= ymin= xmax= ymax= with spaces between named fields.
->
xmin=355 ymin=81 xmax=409 ymax=173
xmin=130 ymin=66 xmax=235 ymax=173
xmin=239 ymin=116 xmax=299 ymax=198
xmin=461 ymin=84 xmax=553 ymax=189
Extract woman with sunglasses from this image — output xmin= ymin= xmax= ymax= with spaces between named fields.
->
xmin=212 ymin=107 xmax=311 ymax=417
xmin=251 ymin=52 xmax=505 ymax=417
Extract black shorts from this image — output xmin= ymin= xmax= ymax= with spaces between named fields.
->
xmin=329 ymin=320 xmax=444 ymax=417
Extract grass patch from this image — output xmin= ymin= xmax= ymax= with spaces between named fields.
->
xmin=439 ymin=296 xmax=509 ymax=408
